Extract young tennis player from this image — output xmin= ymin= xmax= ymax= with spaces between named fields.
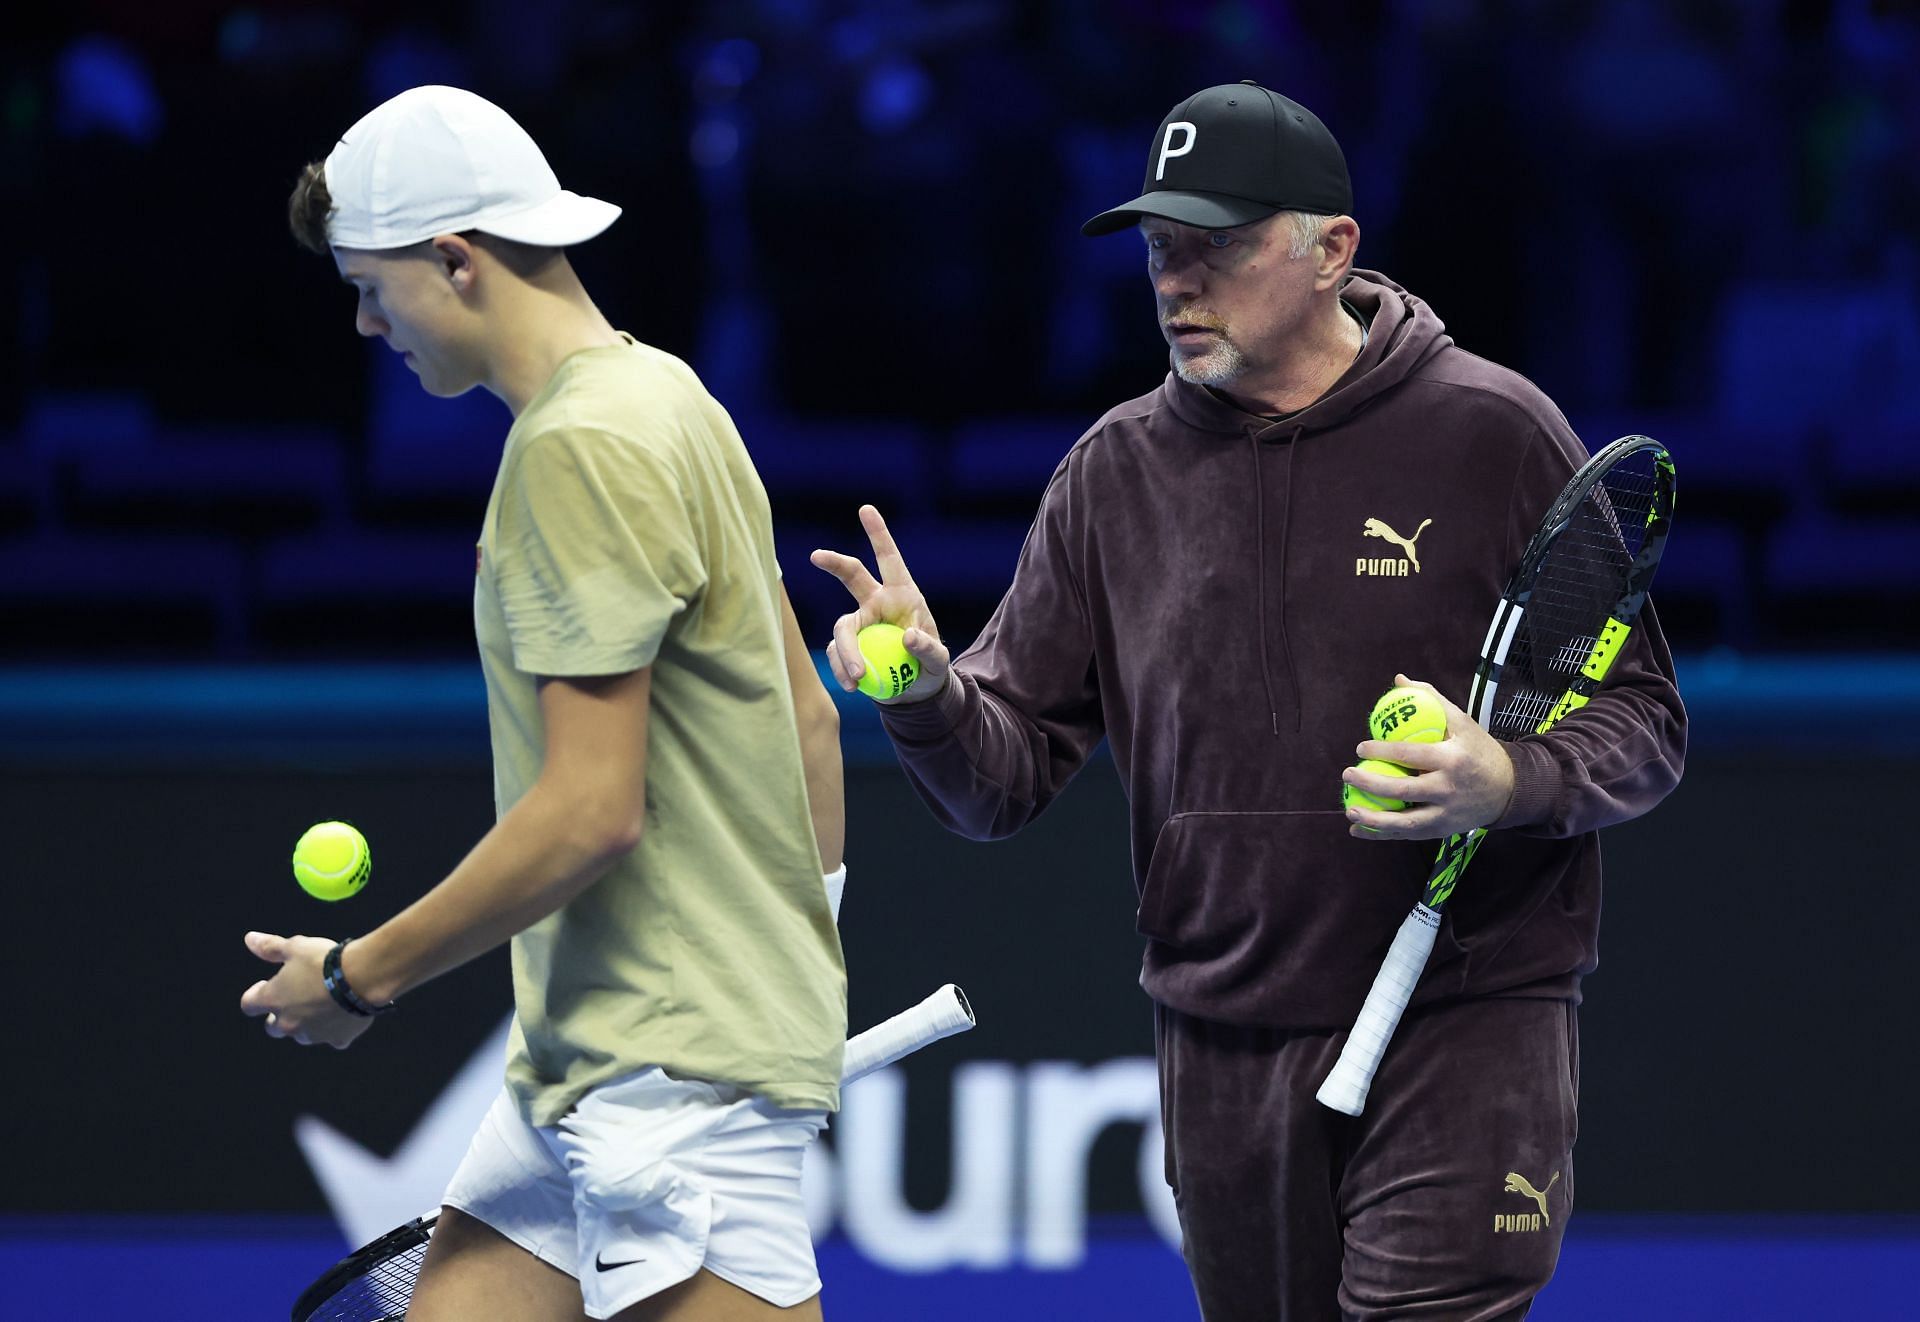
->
xmin=241 ymin=85 xmax=846 ymax=1321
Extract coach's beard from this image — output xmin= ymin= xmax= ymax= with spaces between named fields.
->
xmin=1170 ymin=332 xmax=1248 ymax=386
xmin=1162 ymin=307 xmax=1248 ymax=386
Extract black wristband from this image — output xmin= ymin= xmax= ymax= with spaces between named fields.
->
xmin=323 ymin=938 xmax=396 ymax=1017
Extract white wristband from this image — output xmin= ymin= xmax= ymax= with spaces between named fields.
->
xmin=823 ymin=864 xmax=846 ymax=924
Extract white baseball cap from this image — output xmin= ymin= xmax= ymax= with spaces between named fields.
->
xmin=322 ymin=85 xmax=620 ymax=250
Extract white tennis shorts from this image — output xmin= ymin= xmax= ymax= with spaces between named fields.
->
xmin=442 ymin=1067 xmax=827 ymax=1318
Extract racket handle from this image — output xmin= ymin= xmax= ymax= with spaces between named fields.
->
xmin=1315 ymin=904 xmax=1442 ymax=1116
xmin=841 ymin=983 xmax=975 ymax=1085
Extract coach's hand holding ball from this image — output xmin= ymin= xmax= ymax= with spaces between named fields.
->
xmin=812 ymin=504 xmax=951 ymax=703
xmin=1342 ymin=686 xmax=1448 ymax=813
xmin=1343 ymin=675 xmax=1518 ymax=841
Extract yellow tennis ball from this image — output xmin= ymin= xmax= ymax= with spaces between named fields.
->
xmin=856 ymin=623 xmax=920 ymax=700
xmin=1342 ymin=758 xmax=1413 ymax=813
xmin=1368 ymin=685 xmax=1449 ymax=745
xmin=292 ymin=821 xmax=371 ymax=901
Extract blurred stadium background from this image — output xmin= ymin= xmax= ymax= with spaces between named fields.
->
xmin=2 ymin=2 xmax=1917 ymax=1318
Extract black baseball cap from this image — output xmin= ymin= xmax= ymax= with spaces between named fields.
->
xmin=1081 ymin=81 xmax=1352 ymax=236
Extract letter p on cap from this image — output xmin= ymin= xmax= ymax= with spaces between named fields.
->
xmin=1156 ymin=122 xmax=1196 ymax=181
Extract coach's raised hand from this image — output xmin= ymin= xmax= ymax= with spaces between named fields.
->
xmin=810 ymin=504 xmax=951 ymax=703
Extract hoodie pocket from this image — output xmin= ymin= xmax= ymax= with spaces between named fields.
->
xmin=1135 ymin=810 xmax=1467 ymax=1027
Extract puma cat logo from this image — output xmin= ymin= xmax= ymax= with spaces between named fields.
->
xmin=1358 ymin=517 xmax=1433 ymax=575
xmin=1494 ymin=1170 xmax=1561 ymax=1233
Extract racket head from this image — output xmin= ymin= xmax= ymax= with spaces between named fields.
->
xmin=290 ymin=1212 xmax=438 ymax=1322
xmin=1467 ymin=435 xmax=1675 ymax=739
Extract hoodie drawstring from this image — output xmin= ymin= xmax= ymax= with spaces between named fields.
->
xmin=1251 ymin=430 xmax=1280 ymax=736
xmin=1278 ymin=429 xmax=1304 ymax=733
xmin=1251 ymin=426 xmax=1307 ymax=737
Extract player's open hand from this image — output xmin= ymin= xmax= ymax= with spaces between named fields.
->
xmin=810 ymin=504 xmax=951 ymax=703
xmin=1342 ymin=675 xmax=1517 ymax=840
xmin=239 ymin=930 xmax=374 ymax=1050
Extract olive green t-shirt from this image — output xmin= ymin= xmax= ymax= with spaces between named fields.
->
xmin=474 ymin=335 xmax=845 ymax=1126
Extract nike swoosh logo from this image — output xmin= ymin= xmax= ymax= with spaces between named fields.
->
xmin=595 ymin=1252 xmax=647 ymax=1272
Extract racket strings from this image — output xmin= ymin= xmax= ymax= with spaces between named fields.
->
xmin=306 ymin=1240 xmax=429 ymax=1320
xmin=1488 ymin=457 xmax=1662 ymax=740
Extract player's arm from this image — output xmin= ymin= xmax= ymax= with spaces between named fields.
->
xmin=240 ymin=668 xmax=651 ymax=1043
xmin=779 ymin=582 xmax=844 ymax=873
xmin=349 ymin=667 xmax=652 ymax=999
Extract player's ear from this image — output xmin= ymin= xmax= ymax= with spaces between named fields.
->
xmin=430 ymin=234 xmax=478 ymax=292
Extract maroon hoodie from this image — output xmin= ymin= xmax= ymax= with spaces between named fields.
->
xmin=880 ymin=269 xmax=1686 ymax=1028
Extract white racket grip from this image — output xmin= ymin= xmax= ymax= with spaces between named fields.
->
xmin=1315 ymin=904 xmax=1442 ymax=1116
xmin=841 ymin=983 xmax=975 ymax=1085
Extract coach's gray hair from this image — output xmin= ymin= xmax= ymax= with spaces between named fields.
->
xmin=1280 ymin=211 xmax=1333 ymax=260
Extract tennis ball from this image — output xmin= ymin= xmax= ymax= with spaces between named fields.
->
xmin=1342 ymin=758 xmax=1413 ymax=813
xmin=293 ymin=821 xmax=371 ymax=901
xmin=856 ymin=623 xmax=920 ymax=700
xmin=1368 ymin=685 xmax=1449 ymax=745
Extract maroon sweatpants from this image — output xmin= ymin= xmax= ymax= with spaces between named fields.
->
xmin=1156 ymin=996 xmax=1579 ymax=1322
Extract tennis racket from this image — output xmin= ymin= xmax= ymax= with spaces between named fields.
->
xmin=1315 ymin=433 xmax=1676 ymax=1117
xmin=290 ymin=984 xmax=976 ymax=1321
